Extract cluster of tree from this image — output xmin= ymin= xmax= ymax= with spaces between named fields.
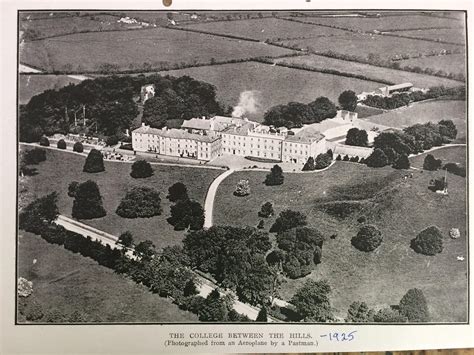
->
xmin=410 ymin=226 xmax=444 ymax=256
xmin=336 ymin=154 xmax=364 ymax=163
xmin=345 ymin=128 xmax=368 ymax=147
xmin=365 ymin=121 xmax=457 ymax=168
xmin=130 ymin=160 xmax=153 ymax=178
xmin=290 ymin=280 xmax=334 ymax=322
xmin=302 ymin=150 xmax=333 ymax=171
xmin=270 ymin=209 xmax=307 ymax=234
xmin=69 ymin=180 xmax=107 ymax=220
xmin=83 ymin=149 xmax=105 ymax=173
xmin=263 ymin=97 xmax=337 ymax=128
xmin=363 ymin=86 xmax=466 ymax=110
xmin=116 ymin=186 xmax=162 ymax=218
xmin=443 ymin=162 xmax=466 ymax=177
xmin=351 ymin=224 xmax=383 ymax=252
xmin=167 ymin=183 xmax=204 ymax=231
xmin=265 ymin=165 xmax=284 ymax=186
xmin=346 ymin=288 xmax=430 ymax=323
xmin=183 ymin=226 xmax=274 ymax=305
xmin=20 ymin=74 xmax=225 ymax=142
xmin=268 ymin=227 xmax=324 ymax=279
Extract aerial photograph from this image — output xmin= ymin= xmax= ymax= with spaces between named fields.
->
xmin=17 ymin=10 xmax=467 ymax=324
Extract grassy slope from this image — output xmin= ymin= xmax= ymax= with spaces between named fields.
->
xmin=19 ymin=75 xmax=82 ymax=104
xmin=160 ymin=62 xmax=381 ymax=122
xmin=18 ymin=231 xmax=198 ymax=322
xmin=362 ymin=100 xmax=466 ymax=143
xmin=20 ymin=28 xmax=293 ymax=72
xmin=401 ymin=54 xmax=467 ymax=77
xmin=387 ymin=28 xmax=466 ymax=45
xmin=21 ymin=148 xmax=222 ymax=249
xmin=213 ymin=149 xmax=467 ymax=322
xmin=275 ymin=54 xmax=463 ymax=88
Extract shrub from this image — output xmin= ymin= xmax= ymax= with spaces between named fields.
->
xmin=302 ymin=157 xmax=315 ymax=171
xmin=392 ymin=154 xmax=410 ymax=169
xmin=351 ymin=224 xmax=383 ymax=252
xmin=130 ymin=160 xmax=153 ymax=178
xmin=346 ymin=301 xmax=375 ymax=323
xmin=319 ymin=201 xmax=363 ymax=219
xmin=168 ymin=182 xmax=189 ymax=202
xmin=257 ymin=220 xmax=265 ymax=229
xmin=350 ymin=156 xmax=360 ymax=163
xmin=234 ymin=179 xmax=250 ymax=196
xmin=399 ymin=288 xmax=430 ymax=322
xmin=83 ymin=149 xmax=105 ymax=173
xmin=67 ymin=181 xmax=79 ymax=197
xmin=373 ymin=308 xmax=407 ymax=323
xmin=357 ymin=216 xmax=367 ymax=224
xmin=270 ymin=209 xmax=307 ymax=233
xmin=315 ymin=152 xmax=332 ymax=169
xmin=168 ymin=199 xmax=204 ymax=231
xmin=24 ymin=148 xmax=46 ymax=165
xmin=343 ymin=155 xmax=350 ymax=161
xmin=73 ymin=141 xmax=84 ymax=153
xmin=39 ymin=136 xmax=50 ymax=147
xmin=423 ymin=154 xmax=442 ymax=171
xmin=443 ymin=163 xmax=466 ymax=177
xmin=116 ymin=186 xmax=162 ymax=218
xmin=365 ymin=148 xmax=388 ymax=168
xmin=346 ymin=128 xmax=368 ymax=147
xmin=258 ymin=202 xmax=274 ymax=218
xmin=265 ymin=165 xmax=284 ymax=186
xmin=71 ymin=180 xmax=106 ymax=219
xmin=410 ymin=226 xmax=443 ymax=255
xmin=336 ymin=154 xmax=342 ymax=161
xmin=105 ymin=135 xmax=119 ymax=146
xmin=57 ymin=139 xmax=66 ymax=149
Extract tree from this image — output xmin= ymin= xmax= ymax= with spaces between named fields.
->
xmin=134 ymin=240 xmax=156 ymax=261
xmin=118 ymin=231 xmax=134 ymax=248
xmin=105 ymin=135 xmax=119 ymax=146
xmin=338 ymin=90 xmax=358 ymax=111
xmin=168 ymin=199 xmax=204 ymax=230
xmin=83 ymin=149 xmax=105 ymax=173
xmin=116 ymin=186 xmax=162 ymax=218
xmin=302 ymin=156 xmax=315 ymax=171
xmin=290 ymin=279 xmax=333 ymax=322
xmin=423 ymin=154 xmax=442 ymax=171
xmin=183 ymin=279 xmax=199 ymax=297
xmin=167 ymin=182 xmax=188 ymax=202
xmin=270 ymin=209 xmax=307 ymax=234
xmin=438 ymin=120 xmax=457 ymax=140
xmin=130 ymin=160 xmax=153 ymax=178
xmin=258 ymin=202 xmax=274 ymax=218
xmin=410 ymin=226 xmax=443 ymax=255
xmin=365 ymin=148 xmax=388 ymax=168
xmin=24 ymin=148 xmax=46 ymax=165
xmin=345 ymin=128 xmax=368 ymax=147
xmin=73 ymin=141 xmax=84 ymax=153
xmin=351 ymin=224 xmax=383 ymax=252
xmin=392 ymin=154 xmax=410 ymax=169
xmin=234 ymin=179 xmax=250 ymax=196
xmin=19 ymin=192 xmax=59 ymax=233
xmin=67 ymin=181 xmax=79 ymax=197
xmin=346 ymin=301 xmax=375 ymax=323
xmin=39 ymin=136 xmax=50 ymax=147
xmin=373 ymin=308 xmax=407 ymax=323
xmin=71 ymin=180 xmax=106 ymax=219
xmin=399 ymin=288 xmax=430 ymax=322
xmin=308 ymin=96 xmax=337 ymax=122
xmin=57 ymin=139 xmax=66 ymax=149
xmin=265 ymin=165 xmax=284 ymax=186
xmin=315 ymin=152 xmax=332 ymax=170
xmin=198 ymin=289 xmax=228 ymax=321
xmin=256 ymin=304 xmax=268 ymax=322
xmin=336 ymin=154 xmax=342 ymax=161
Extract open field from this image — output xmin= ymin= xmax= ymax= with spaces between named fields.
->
xmin=19 ymin=75 xmax=82 ymax=104
xmin=20 ymin=28 xmax=294 ymax=73
xmin=18 ymin=231 xmax=197 ymax=322
xmin=274 ymin=54 xmax=462 ymax=88
xmin=391 ymin=28 xmax=466 ymax=45
xmin=160 ymin=61 xmax=381 ymax=122
xmin=182 ymin=17 xmax=349 ymax=41
xmin=410 ymin=145 xmax=467 ymax=169
xmin=213 ymin=153 xmax=467 ymax=322
xmin=277 ymin=33 xmax=463 ymax=62
xmin=401 ymin=54 xmax=466 ymax=77
xmin=20 ymin=148 xmax=222 ymax=249
xmin=361 ymin=100 xmax=466 ymax=143
xmin=292 ymin=14 xmax=464 ymax=32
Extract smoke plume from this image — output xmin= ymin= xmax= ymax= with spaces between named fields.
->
xmin=232 ymin=90 xmax=262 ymax=118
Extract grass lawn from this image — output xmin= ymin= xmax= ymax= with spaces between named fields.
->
xmin=182 ymin=17 xmax=349 ymax=41
xmin=20 ymin=148 xmax=222 ymax=249
xmin=361 ymin=99 xmax=467 ymax=143
xmin=410 ymin=145 xmax=467 ymax=169
xmin=401 ymin=54 xmax=467 ymax=77
xmin=213 ymin=157 xmax=467 ymax=322
xmin=391 ymin=28 xmax=466 ymax=45
xmin=20 ymin=28 xmax=294 ymax=73
xmin=293 ymin=14 xmax=464 ymax=32
xmin=160 ymin=61 xmax=381 ymax=122
xmin=278 ymin=33 xmax=463 ymax=62
xmin=19 ymin=74 xmax=82 ymax=104
xmin=275 ymin=54 xmax=463 ymax=88
xmin=18 ymin=231 xmax=198 ymax=322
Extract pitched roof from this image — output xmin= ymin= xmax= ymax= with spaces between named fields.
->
xmin=133 ymin=126 xmax=219 ymax=143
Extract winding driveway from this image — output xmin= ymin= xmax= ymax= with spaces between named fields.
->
xmin=203 ymin=169 xmax=235 ymax=228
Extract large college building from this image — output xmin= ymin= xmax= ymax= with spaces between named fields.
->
xmin=132 ymin=111 xmax=391 ymax=164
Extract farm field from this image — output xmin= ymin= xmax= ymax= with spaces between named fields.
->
xmin=19 ymin=74 xmax=82 ymax=104
xmin=18 ymin=231 xmax=198 ymax=322
xmin=362 ymin=100 xmax=467 ymax=143
xmin=277 ymin=33 xmax=463 ymax=62
xmin=390 ymin=28 xmax=466 ymax=45
xmin=160 ymin=61 xmax=381 ymax=121
xmin=292 ymin=14 xmax=464 ymax=32
xmin=213 ymin=153 xmax=467 ymax=322
xmin=20 ymin=148 xmax=222 ymax=249
xmin=401 ymin=54 xmax=466 ymax=77
xmin=181 ymin=17 xmax=349 ymax=41
xmin=274 ymin=54 xmax=463 ymax=88
xmin=19 ymin=28 xmax=294 ymax=73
